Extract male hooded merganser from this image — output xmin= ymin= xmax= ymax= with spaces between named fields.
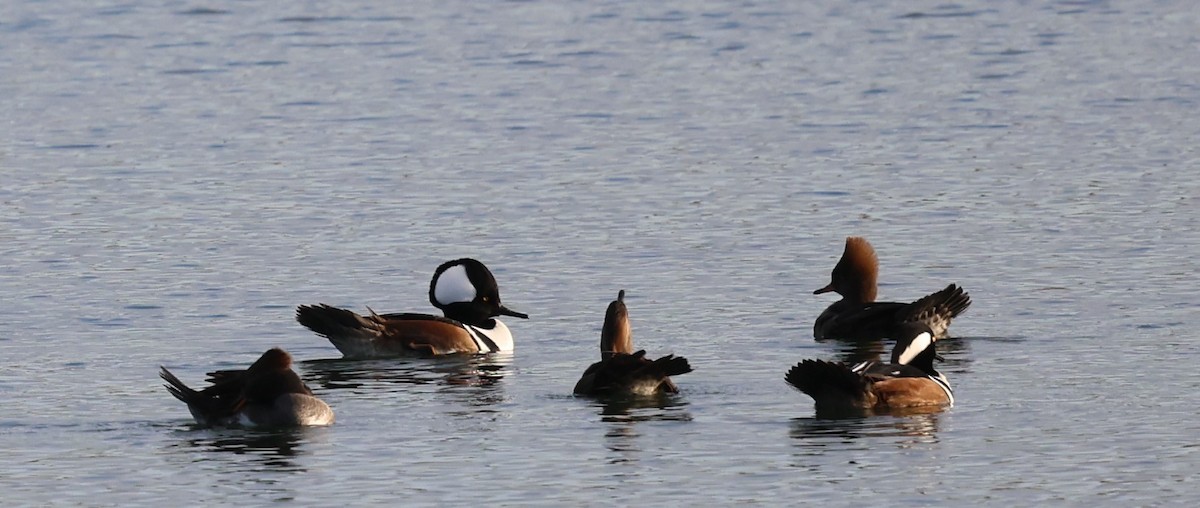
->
xmin=297 ymin=258 xmax=527 ymax=358
xmin=160 ymin=348 xmax=334 ymax=427
xmin=574 ymin=290 xmax=693 ymax=397
xmin=813 ymin=237 xmax=971 ymax=340
xmin=786 ymin=322 xmax=953 ymax=411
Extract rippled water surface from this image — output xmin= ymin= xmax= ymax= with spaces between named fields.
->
xmin=3 ymin=0 xmax=1199 ymax=505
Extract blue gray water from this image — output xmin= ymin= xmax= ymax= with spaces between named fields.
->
xmin=3 ymin=0 xmax=1199 ymax=505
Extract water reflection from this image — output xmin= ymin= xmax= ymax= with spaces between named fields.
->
xmin=815 ymin=335 xmax=973 ymax=367
xmin=164 ymin=425 xmax=324 ymax=472
xmin=300 ymin=354 xmax=511 ymax=419
xmin=789 ymin=409 xmax=942 ymax=449
xmin=579 ymin=395 xmax=692 ymax=464
xmin=300 ymin=354 xmax=510 ymax=392
xmin=594 ymin=395 xmax=693 ymax=424
xmin=816 ymin=337 xmax=887 ymax=364
xmin=936 ymin=336 xmax=974 ymax=370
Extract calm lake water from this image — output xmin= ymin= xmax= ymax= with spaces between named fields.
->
xmin=3 ymin=0 xmax=1199 ymax=505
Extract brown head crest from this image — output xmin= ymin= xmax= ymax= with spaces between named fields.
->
xmin=814 ymin=237 xmax=879 ymax=301
xmin=839 ymin=237 xmax=878 ymax=301
xmin=247 ymin=347 xmax=293 ymax=373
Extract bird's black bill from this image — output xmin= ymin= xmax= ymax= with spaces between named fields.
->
xmin=498 ymin=305 xmax=529 ymax=319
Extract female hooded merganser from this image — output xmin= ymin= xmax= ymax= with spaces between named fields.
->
xmin=160 ymin=348 xmax=334 ymax=427
xmin=574 ymin=290 xmax=693 ymax=397
xmin=296 ymin=258 xmax=528 ymax=358
xmin=786 ymin=322 xmax=953 ymax=411
xmin=813 ymin=237 xmax=971 ymax=340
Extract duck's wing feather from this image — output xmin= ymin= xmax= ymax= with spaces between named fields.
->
xmin=574 ymin=351 xmax=692 ymax=396
xmin=901 ymin=284 xmax=971 ymax=337
xmin=297 ymin=304 xmax=481 ymax=356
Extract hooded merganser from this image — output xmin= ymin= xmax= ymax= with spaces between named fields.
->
xmin=813 ymin=237 xmax=970 ymax=340
xmin=787 ymin=322 xmax=953 ymax=411
xmin=160 ymin=347 xmax=334 ymax=427
xmin=574 ymin=290 xmax=692 ymax=397
xmin=297 ymin=258 xmax=527 ymax=358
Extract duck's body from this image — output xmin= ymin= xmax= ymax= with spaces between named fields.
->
xmin=297 ymin=258 xmax=527 ymax=359
xmin=814 ymin=283 xmax=971 ymax=340
xmin=813 ymin=237 xmax=970 ymax=340
xmin=787 ymin=323 xmax=953 ymax=411
xmin=160 ymin=348 xmax=334 ymax=427
xmin=574 ymin=290 xmax=692 ymax=397
xmin=296 ymin=307 xmax=516 ymax=357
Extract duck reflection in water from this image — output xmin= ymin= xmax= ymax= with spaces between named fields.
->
xmin=300 ymin=354 xmax=511 ymax=409
xmin=584 ymin=395 xmax=693 ymax=463
xmin=166 ymin=426 xmax=325 ymax=473
xmin=303 ymin=354 xmax=507 ymax=388
xmin=789 ymin=408 xmax=942 ymax=452
xmin=826 ymin=335 xmax=972 ymax=368
xmin=595 ymin=394 xmax=693 ymax=424
xmin=828 ymin=337 xmax=887 ymax=365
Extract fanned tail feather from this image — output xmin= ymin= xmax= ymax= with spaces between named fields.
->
xmin=161 ymin=366 xmax=246 ymax=422
xmin=296 ymin=304 xmax=383 ymax=341
xmin=785 ymin=360 xmax=870 ymax=406
xmin=648 ymin=354 xmax=693 ymax=378
xmin=159 ymin=367 xmax=196 ymax=404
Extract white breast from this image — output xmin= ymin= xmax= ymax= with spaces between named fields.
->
xmin=930 ymin=372 xmax=954 ymax=406
xmin=466 ymin=319 xmax=514 ymax=353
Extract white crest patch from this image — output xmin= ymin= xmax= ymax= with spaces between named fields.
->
xmin=434 ymin=264 xmax=477 ymax=305
xmin=897 ymin=331 xmax=933 ymax=365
